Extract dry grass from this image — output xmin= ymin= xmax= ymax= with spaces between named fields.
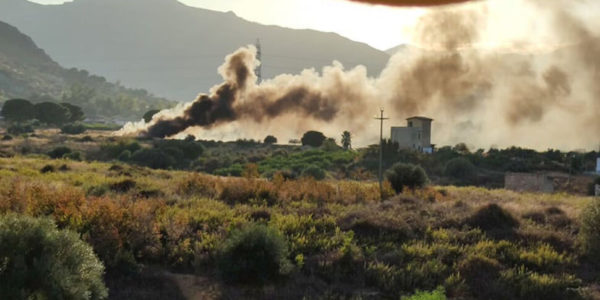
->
xmin=0 ymin=156 xmax=597 ymax=299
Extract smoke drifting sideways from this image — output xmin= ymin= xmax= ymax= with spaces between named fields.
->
xmin=118 ymin=0 xmax=600 ymax=150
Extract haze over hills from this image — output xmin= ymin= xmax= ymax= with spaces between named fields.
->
xmin=0 ymin=0 xmax=390 ymax=101
xmin=0 ymin=20 xmax=174 ymax=121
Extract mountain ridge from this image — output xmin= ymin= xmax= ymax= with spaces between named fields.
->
xmin=0 ymin=20 xmax=174 ymax=122
xmin=0 ymin=0 xmax=390 ymax=101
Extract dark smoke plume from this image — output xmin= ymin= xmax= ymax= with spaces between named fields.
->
xmin=139 ymin=48 xmax=352 ymax=138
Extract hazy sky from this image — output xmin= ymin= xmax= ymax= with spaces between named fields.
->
xmin=27 ymin=0 xmax=425 ymax=51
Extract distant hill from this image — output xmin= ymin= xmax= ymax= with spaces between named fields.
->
xmin=0 ymin=20 xmax=174 ymax=122
xmin=0 ymin=0 xmax=390 ymax=101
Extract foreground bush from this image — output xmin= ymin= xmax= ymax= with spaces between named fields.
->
xmin=218 ymin=224 xmax=293 ymax=285
xmin=385 ymin=163 xmax=428 ymax=193
xmin=580 ymin=198 xmax=600 ymax=261
xmin=0 ymin=214 xmax=107 ymax=299
xmin=402 ymin=287 xmax=446 ymax=300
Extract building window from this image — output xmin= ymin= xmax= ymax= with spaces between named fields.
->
xmin=408 ymin=121 xmax=413 ymax=127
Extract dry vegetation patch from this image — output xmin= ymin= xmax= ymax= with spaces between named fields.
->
xmin=0 ymin=156 xmax=597 ymax=299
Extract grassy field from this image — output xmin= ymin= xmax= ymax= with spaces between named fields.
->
xmin=0 ymin=155 xmax=598 ymax=299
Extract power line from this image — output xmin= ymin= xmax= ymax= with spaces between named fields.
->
xmin=375 ymin=108 xmax=389 ymax=201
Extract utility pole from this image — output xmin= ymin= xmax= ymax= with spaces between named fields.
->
xmin=255 ymin=38 xmax=262 ymax=83
xmin=375 ymin=108 xmax=389 ymax=200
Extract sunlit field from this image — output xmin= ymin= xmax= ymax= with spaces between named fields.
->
xmin=1 ymin=153 xmax=598 ymax=299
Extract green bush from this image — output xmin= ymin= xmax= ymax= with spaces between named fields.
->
xmin=61 ymin=122 xmax=87 ymax=134
xmin=444 ymin=157 xmax=476 ymax=180
xmin=47 ymin=146 xmax=72 ymax=159
xmin=467 ymin=204 xmax=519 ymax=232
xmin=385 ymin=163 xmax=428 ymax=193
xmin=64 ymin=151 xmax=82 ymax=161
xmin=301 ymin=164 xmax=326 ymax=180
xmin=1 ymin=98 xmax=35 ymax=122
xmin=402 ymin=287 xmax=446 ymax=300
xmin=7 ymin=123 xmax=34 ymax=135
xmin=118 ymin=150 xmax=132 ymax=161
xmin=500 ymin=266 xmax=582 ymax=300
xmin=580 ymin=198 xmax=600 ymax=261
xmin=100 ymin=140 xmax=141 ymax=159
xmin=264 ymin=135 xmax=277 ymax=144
xmin=0 ymin=214 xmax=107 ymax=299
xmin=130 ymin=148 xmax=176 ymax=169
xmin=217 ymin=224 xmax=293 ymax=285
xmin=301 ymin=130 xmax=326 ymax=147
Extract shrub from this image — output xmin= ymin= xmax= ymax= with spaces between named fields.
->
xmin=40 ymin=164 xmax=56 ymax=173
xmin=467 ymin=204 xmax=519 ymax=232
xmin=47 ymin=146 xmax=72 ymax=159
xmin=2 ymin=134 xmax=13 ymax=141
xmin=217 ymin=224 xmax=292 ymax=285
xmin=0 ymin=214 xmax=107 ymax=299
xmin=385 ymin=163 xmax=428 ymax=193
xmin=302 ymin=164 xmax=326 ymax=180
xmin=118 ymin=150 xmax=132 ymax=161
xmin=34 ymin=102 xmax=71 ymax=126
xmin=101 ymin=140 xmax=141 ymax=160
xmin=64 ymin=151 xmax=82 ymax=161
xmin=60 ymin=103 xmax=85 ymax=122
xmin=80 ymin=135 xmax=94 ymax=142
xmin=301 ymin=130 xmax=326 ymax=147
xmin=402 ymin=287 xmax=446 ymax=300
xmin=143 ymin=109 xmax=160 ymax=123
xmin=1 ymin=98 xmax=35 ymax=122
xmin=109 ymin=179 xmax=137 ymax=193
xmin=264 ymin=135 xmax=277 ymax=144
xmin=580 ymin=198 xmax=600 ymax=261
xmin=61 ymin=122 xmax=87 ymax=134
xmin=458 ymin=254 xmax=505 ymax=299
xmin=7 ymin=123 xmax=34 ymax=135
xmin=444 ymin=157 xmax=476 ymax=180
xmin=130 ymin=148 xmax=176 ymax=169
xmin=500 ymin=266 xmax=582 ymax=300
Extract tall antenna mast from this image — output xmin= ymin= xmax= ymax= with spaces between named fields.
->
xmin=255 ymin=38 xmax=262 ymax=83
xmin=375 ymin=108 xmax=389 ymax=201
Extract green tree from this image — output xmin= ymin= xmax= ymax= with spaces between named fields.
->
xmin=34 ymin=102 xmax=71 ymax=126
xmin=0 ymin=214 xmax=107 ymax=299
xmin=61 ymin=102 xmax=86 ymax=122
xmin=264 ymin=135 xmax=277 ymax=144
xmin=1 ymin=99 xmax=35 ymax=122
xmin=218 ymin=224 xmax=292 ymax=285
xmin=302 ymin=165 xmax=326 ymax=180
xmin=385 ymin=162 xmax=428 ymax=193
xmin=445 ymin=157 xmax=476 ymax=180
xmin=301 ymin=130 xmax=326 ymax=147
xmin=143 ymin=109 xmax=161 ymax=123
xmin=341 ymin=130 xmax=352 ymax=150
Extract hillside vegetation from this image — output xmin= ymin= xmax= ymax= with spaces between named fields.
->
xmin=0 ymin=20 xmax=174 ymax=121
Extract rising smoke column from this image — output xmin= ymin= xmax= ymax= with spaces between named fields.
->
xmin=119 ymin=46 xmax=374 ymax=139
xmin=119 ymin=0 xmax=600 ymax=150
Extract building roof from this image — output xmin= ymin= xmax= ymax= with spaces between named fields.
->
xmin=406 ymin=116 xmax=433 ymax=121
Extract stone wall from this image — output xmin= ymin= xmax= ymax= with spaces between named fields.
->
xmin=505 ymin=172 xmax=554 ymax=193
